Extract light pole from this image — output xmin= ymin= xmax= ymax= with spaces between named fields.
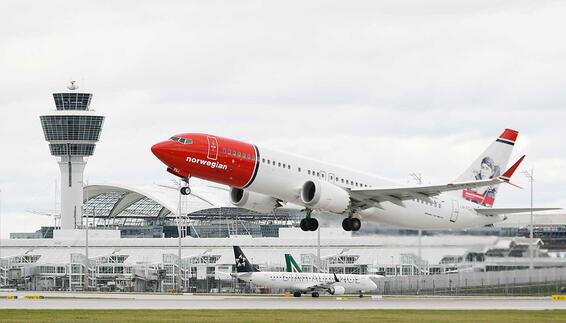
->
xmin=522 ymin=168 xmax=534 ymax=270
xmin=409 ymin=173 xmax=423 ymax=274
xmin=0 ymin=188 xmax=3 ymax=261
xmin=83 ymin=182 xmax=90 ymax=291
xmin=176 ymin=179 xmax=183 ymax=293
xmin=317 ymin=221 xmax=321 ymax=273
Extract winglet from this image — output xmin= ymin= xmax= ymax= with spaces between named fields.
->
xmin=499 ymin=155 xmax=525 ymax=182
xmin=333 ymin=273 xmax=340 ymax=282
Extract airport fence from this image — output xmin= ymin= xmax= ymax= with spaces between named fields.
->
xmin=376 ymin=267 xmax=566 ymax=296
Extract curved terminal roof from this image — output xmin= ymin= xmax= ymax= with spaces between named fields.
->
xmin=83 ymin=183 xmax=232 ymax=219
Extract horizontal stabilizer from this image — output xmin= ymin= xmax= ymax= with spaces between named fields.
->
xmin=475 ymin=208 xmax=561 ymax=216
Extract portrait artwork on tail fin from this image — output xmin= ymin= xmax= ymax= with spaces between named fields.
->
xmin=463 ymin=156 xmax=501 ymax=207
xmin=457 ymin=129 xmax=518 ymax=208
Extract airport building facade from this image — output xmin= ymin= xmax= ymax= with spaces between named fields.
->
xmin=2 ymin=226 xmax=566 ymax=293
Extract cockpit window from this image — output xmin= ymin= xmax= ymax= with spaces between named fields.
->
xmin=169 ymin=136 xmax=193 ymax=144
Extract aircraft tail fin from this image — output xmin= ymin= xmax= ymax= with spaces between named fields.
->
xmin=285 ymin=254 xmax=302 ymax=273
xmin=456 ymin=129 xmax=518 ymax=207
xmin=233 ymin=246 xmax=259 ymax=273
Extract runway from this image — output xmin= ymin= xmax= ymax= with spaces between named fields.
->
xmin=1 ymin=292 xmax=565 ymax=310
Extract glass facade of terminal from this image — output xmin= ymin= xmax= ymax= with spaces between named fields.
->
xmin=40 ymin=115 xmax=104 ymax=142
xmin=52 ymin=93 xmax=92 ymax=110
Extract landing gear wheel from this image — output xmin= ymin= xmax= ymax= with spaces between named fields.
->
xmin=300 ymin=219 xmax=309 ymax=231
xmin=293 ymin=291 xmax=302 ymax=297
xmin=342 ymin=218 xmax=352 ymax=231
xmin=300 ymin=218 xmax=318 ymax=231
xmin=180 ymin=187 xmax=191 ymax=195
xmin=312 ymin=292 xmax=320 ymax=298
xmin=342 ymin=218 xmax=361 ymax=231
xmin=358 ymin=293 xmax=363 ymax=298
xmin=351 ymin=218 xmax=361 ymax=231
xmin=300 ymin=209 xmax=318 ymax=231
xmin=308 ymin=218 xmax=318 ymax=231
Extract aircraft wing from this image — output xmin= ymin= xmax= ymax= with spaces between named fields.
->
xmin=475 ymin=208 xmax=561 ymax=216
xmin=349 ymin=155 xmax=525 ymax=208
xmin=303 ymin=282 xmax=335 ymax=292
xmin=301 ymin=273 xmax=341 ymax=292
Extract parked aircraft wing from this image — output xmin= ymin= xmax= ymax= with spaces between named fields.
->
xmin=303 ymin=281 xmax=337 ymax=292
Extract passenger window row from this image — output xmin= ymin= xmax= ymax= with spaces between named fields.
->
xmin=261 ymin=158 xmax=291 ymax=170
xmin=260 ymin=157 xmax=369 ymax=188
xmin=412 ymin=198 xmax=442 ymax=208
xmin=222 ymin=148 xmax=255 ymax=161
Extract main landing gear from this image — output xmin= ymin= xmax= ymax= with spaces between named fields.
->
xmin=293 ymin=291 xmax=302 ymax=297
xmin=311 ymin=292 xmax=320 ymax=298
xmin=180 ymin=178 xmax=191 ymax=195
xmin=342 ymin=217 xmax=361 ymax=231
xmin=300 ymin=209 xmax=319 ymax=231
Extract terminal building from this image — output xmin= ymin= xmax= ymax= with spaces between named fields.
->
xmin=1 ymin=84 xmax=565 ymax=294
xmin=2 ymin=227 xmax=565 ymax=293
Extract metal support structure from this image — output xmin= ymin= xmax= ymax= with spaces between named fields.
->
xmin=522 ymin=168 xmax=535 ymax=270
xmin=176 ymin=179 xmax=184 ymax=292
xmin=410 ymin=173 xmax=423 ymax=274
xmin=317 ymin=225 xmax=321 ymax=273
xmin=0 ymin=188 xmax=2 ymax=261
xmin=84 ymin=184 xmax=90 ymax=291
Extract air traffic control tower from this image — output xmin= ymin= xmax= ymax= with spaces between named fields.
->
xmin=40 ymin=82 xmax=105 ymax=230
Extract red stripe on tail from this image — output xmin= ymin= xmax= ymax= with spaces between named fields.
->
xmin=499 ymin=128 xmax=518 ymax=142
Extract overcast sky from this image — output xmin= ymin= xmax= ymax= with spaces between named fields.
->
xmin=1 ymin=1 xmax=565 ymax=236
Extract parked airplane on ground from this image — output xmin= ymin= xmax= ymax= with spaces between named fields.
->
xmin=232 ymin=246 xmax=380 ymax=297
xmin=152 ymin=129 xmax=558 ymax=231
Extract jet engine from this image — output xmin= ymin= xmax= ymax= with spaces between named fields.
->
xmin=230 ymin=188 xmax=280 ymax=214
xmin=300 ymin=179 xmax=350 ymax=213
xmin=328 ymin=285 xmax=346 ymax=295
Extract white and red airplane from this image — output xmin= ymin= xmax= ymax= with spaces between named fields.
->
xmin=151 ymin=129 xmax=557 ymax=232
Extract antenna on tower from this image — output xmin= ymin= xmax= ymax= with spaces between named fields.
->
xmin=67 ymin=81 xmax=79 ymax=91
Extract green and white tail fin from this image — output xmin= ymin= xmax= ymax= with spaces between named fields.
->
xmin=285 ymin=254 xmax=302 ymax=273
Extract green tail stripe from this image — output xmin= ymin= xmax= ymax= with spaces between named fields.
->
xmin=285 ymin=254 xmax=302 ymax=272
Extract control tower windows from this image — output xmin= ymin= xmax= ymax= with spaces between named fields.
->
xmin=52 ymin=93 xmax=92 ymax=110
xmin=40 ymin=115 xmax=104 ymax=141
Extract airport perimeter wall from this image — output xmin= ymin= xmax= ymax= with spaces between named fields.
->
xmin=377 ymin=267 xmax=566 ymax=296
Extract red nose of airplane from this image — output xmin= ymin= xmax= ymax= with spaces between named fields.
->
xmin=151 ymin=141 xmax=175 ymax=165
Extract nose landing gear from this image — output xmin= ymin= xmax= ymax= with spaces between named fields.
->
xmin=342 ymin=217 xmax=361 ymax=231
xmin=300 ymin=209 xmax=319 ymax=231
xmin=180 ymin=178 xmax=191 ymax=195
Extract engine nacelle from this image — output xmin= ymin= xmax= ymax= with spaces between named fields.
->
xmin=230 ymin=188 xmax=279 ymax=214
xmin=328 ymin=285 xmax=346 ymax=295
xmin=300 ymin=179 xmax=350 ymax=213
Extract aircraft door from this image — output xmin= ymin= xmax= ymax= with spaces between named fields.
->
xmin=207 ymin=136 xmax=218 ymax=160
xmin=450 ymin=200 xmax=459 ymax=223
